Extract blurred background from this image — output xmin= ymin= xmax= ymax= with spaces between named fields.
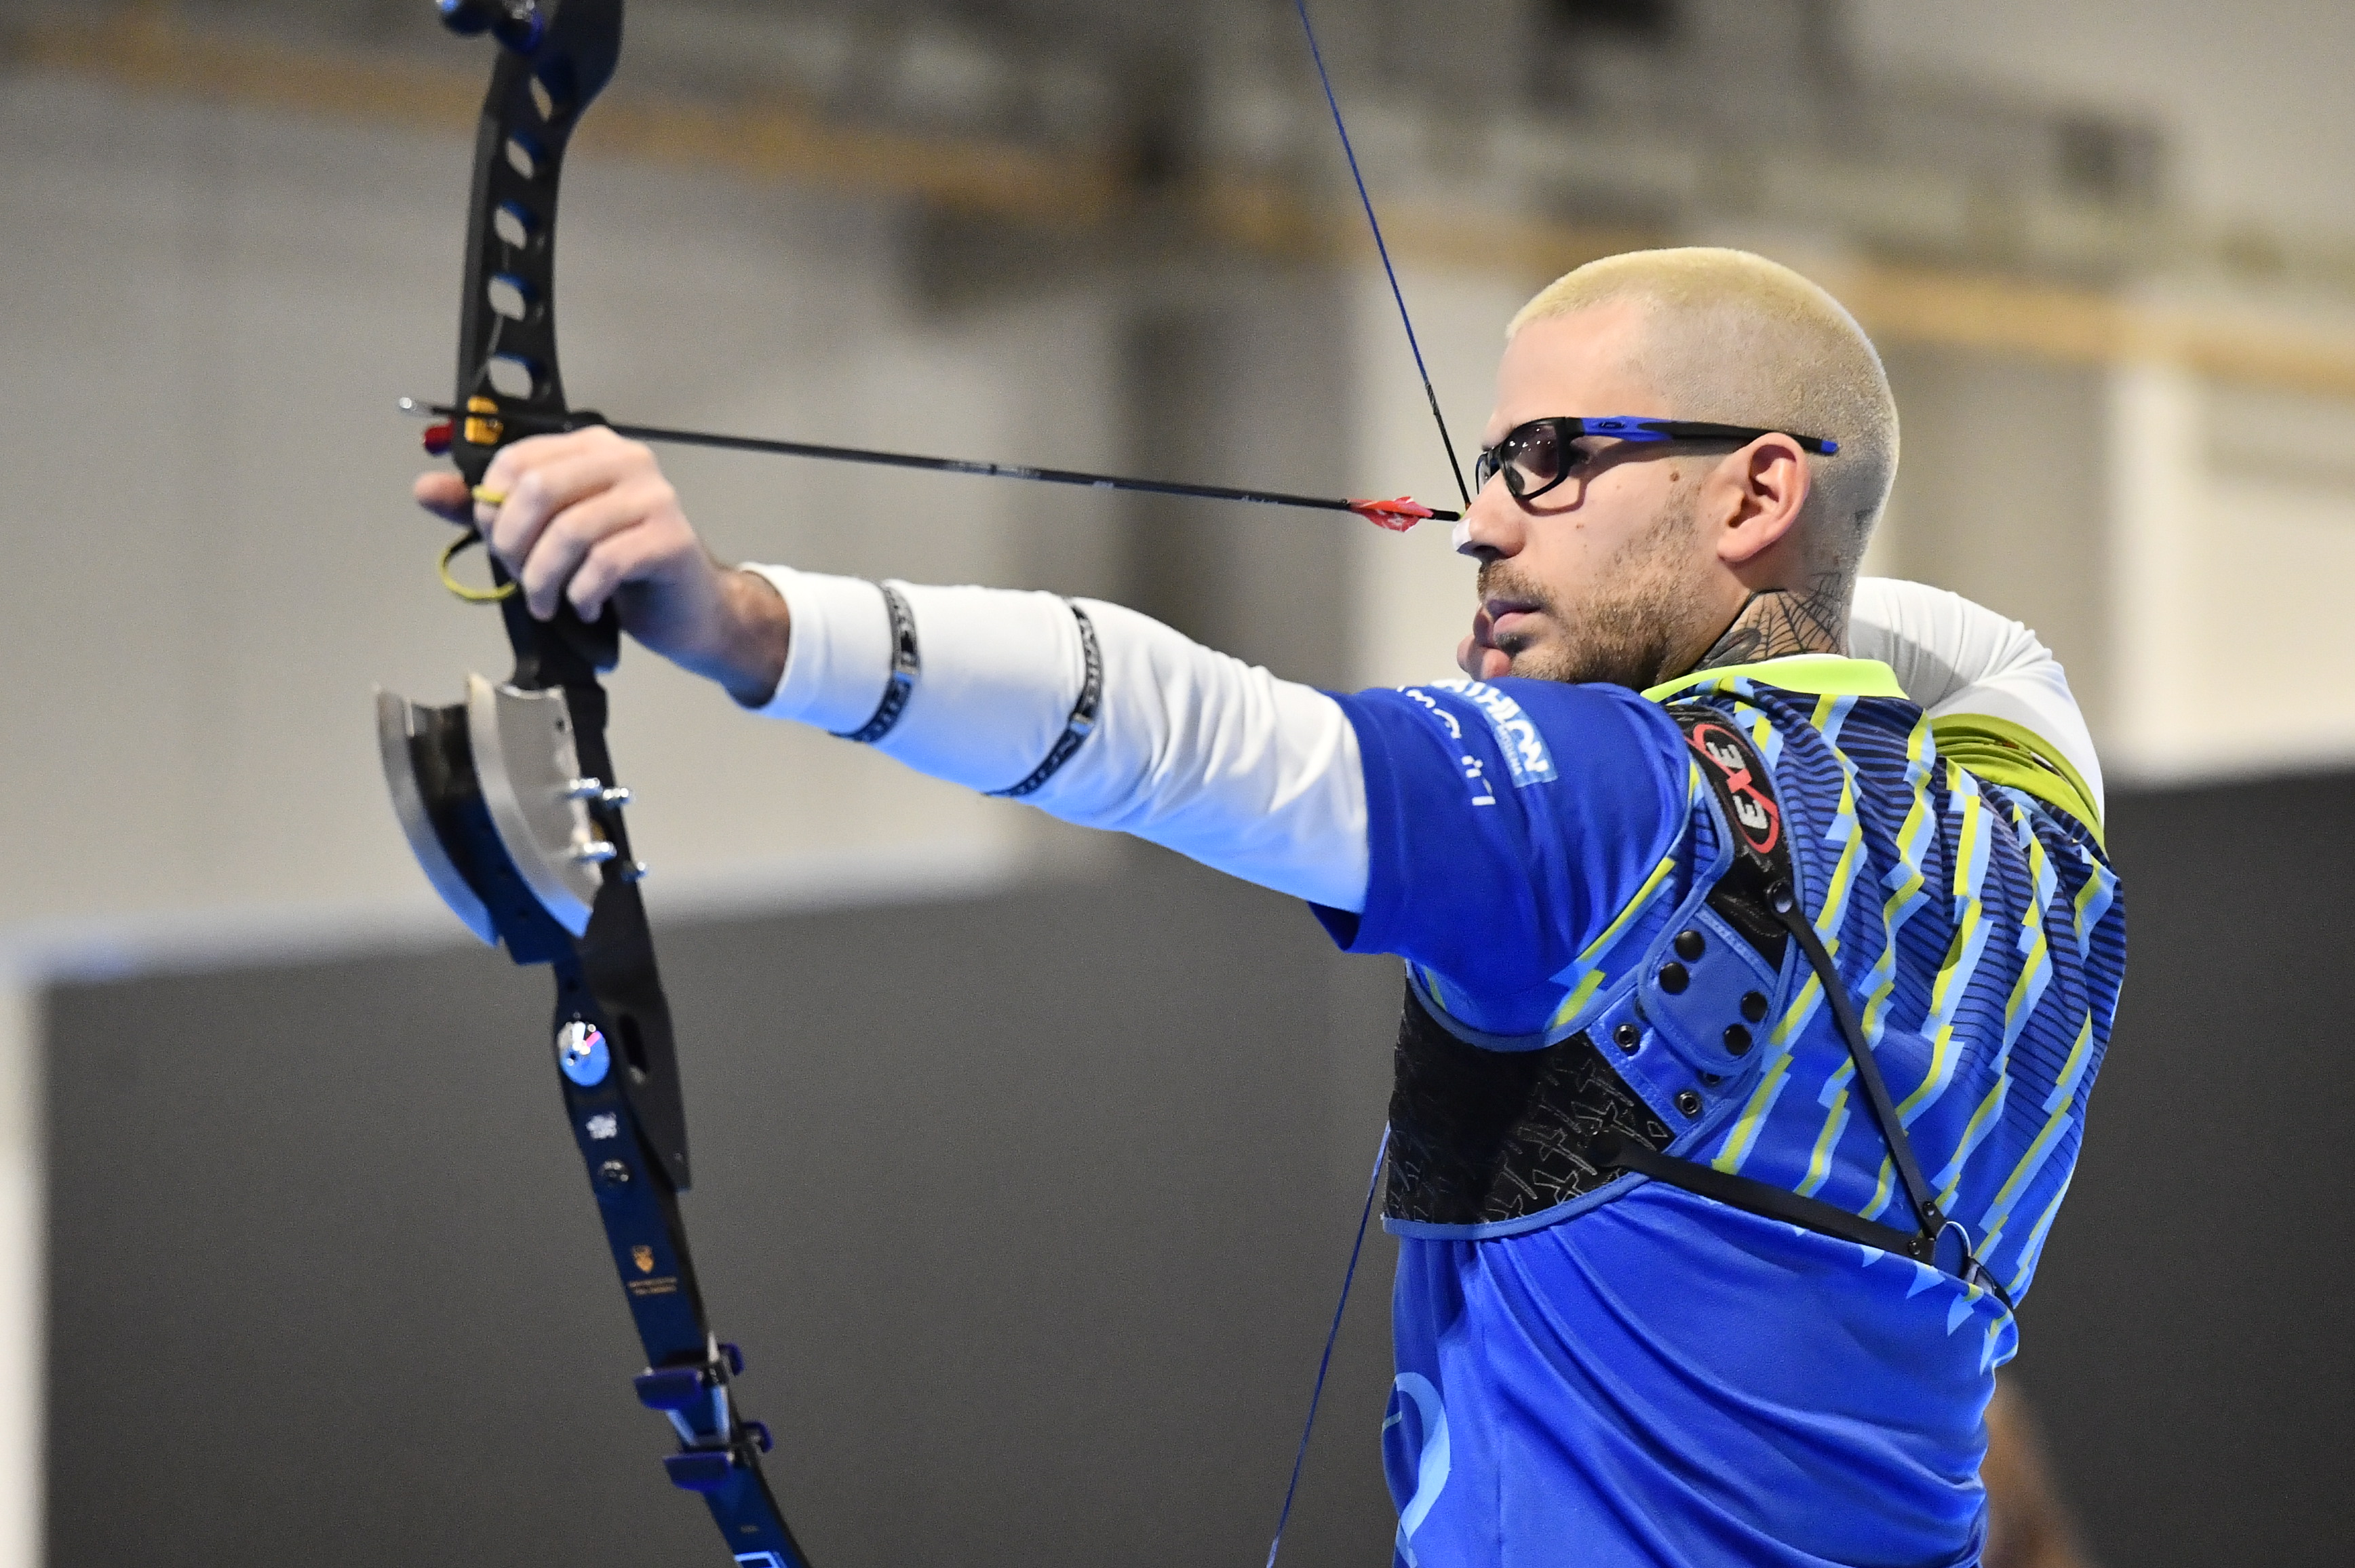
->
xmin=4 ymin=0 xmax=2353 ymax=1563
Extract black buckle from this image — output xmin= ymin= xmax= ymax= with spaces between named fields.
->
xmin=1933 ymin=1222 xmax=2018 ymax=1313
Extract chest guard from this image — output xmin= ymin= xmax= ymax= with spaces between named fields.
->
xmin=1380 ymin=701 xmax=2011 ymax=1302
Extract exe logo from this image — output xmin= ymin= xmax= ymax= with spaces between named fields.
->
xmin=631 ymin=1245 xmax=657 ymax=1274
xmin=1683 ymin=718 xmax=1782 ymax=856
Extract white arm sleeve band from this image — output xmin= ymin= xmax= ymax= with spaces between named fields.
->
xmin=1849 ymin=576 xmax=2105 ymax=817
xmin=743 ymin=565 xmax=1372 ymax=912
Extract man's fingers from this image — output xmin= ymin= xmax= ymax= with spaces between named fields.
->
xmin=1457 ymin=636 xmax=1511 ymax=680
xmin=513 ymin=484 xmax=642 ymax=621
xmin=568 ymin=522 xmax=680 ymax=624
xmin=414 ymin=471 xmax=474 ymax=525
xmin=516 ymin=475 xmax=685 ymax=621
xmin=482 ymin=428 xmax=652 ymax=573
xmin=1460 ymin=605 xmax=1511 ymax=680
xmin=420 ymin=427 xmax=699 ymax=631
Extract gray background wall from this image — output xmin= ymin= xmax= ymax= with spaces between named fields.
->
xmin=2015 ymin=774 xmax=2355 ymax=1568
xmin=47 ymin=850 xmax=1405 ymax=1568
xmin=45 ymin=779 xmax=2355 ymax=1567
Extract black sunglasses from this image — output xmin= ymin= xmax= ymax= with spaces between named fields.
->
xmin=1473 ymin=416 xmax=1842 ymax=502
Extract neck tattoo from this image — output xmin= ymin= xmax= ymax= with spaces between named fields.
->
xmin=1690 ymin=576 xmax=1848 ymax=675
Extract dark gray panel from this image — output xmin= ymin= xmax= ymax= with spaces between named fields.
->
xmin=47 ymin=850 xmax=1401 ymax=1568
xmin=2012 ymin=774 xmax=2355 ymax=1567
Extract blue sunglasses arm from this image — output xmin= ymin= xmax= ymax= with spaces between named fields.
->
xmin=1579 ymin=417 xmax=1840 ymax=456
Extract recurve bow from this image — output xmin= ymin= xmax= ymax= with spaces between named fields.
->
xmin=377 ymin=3 xmax=808 ymax=1564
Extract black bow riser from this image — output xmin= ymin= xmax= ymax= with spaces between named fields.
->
xmin=376 ymin=3 xmax=817 ymax=1562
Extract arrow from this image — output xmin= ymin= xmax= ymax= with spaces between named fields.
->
xmin=400 ymin=397 xmax=1455 ymax=530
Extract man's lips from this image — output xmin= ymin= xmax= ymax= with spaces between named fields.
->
xmin=1483 ymin=600 xmax=1544 ymax=644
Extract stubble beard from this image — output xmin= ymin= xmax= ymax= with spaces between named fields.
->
xmin=1476 ymin=490 xmax=1708 ymax=691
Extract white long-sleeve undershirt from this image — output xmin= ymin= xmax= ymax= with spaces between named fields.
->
xmin=1846 ymin=578 xmax=2105 ymax=815
xmin=744 ymin=566 xmax=2101 ymax=916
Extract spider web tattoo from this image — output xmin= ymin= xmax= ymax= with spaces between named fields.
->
xmin=1692 ymin=574 xmax=1849 ymax=672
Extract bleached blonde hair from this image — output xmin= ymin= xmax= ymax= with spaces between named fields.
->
xmin=1507 ymin=248 xmax=1899 ymax=574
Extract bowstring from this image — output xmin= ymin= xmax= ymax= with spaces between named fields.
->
xmin=1291 ymin=0 xmax=1471 ymax=509
xmin=1263 ymin=13 xmax=1449 ymax=1562
xmin=1263 ymin=1124 xmax=1391 ymax=1568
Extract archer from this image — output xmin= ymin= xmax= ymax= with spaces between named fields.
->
xmin=417 ymin=246 xmax=2122 ymax=1568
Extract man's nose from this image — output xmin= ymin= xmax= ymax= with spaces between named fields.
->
xmin=1454 ymin=473 xmax=1523 ymax=562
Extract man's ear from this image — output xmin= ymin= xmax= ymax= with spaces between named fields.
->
xmin=1715 ymin=435 xmax=1812 ymax=567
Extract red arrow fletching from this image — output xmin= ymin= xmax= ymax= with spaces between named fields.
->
xmin=1346 ymin=496 xmax=1435 ymax=531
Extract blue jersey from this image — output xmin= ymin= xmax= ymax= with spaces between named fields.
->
xmin=1318 ymin=656 xmax=2125 ymax=1568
